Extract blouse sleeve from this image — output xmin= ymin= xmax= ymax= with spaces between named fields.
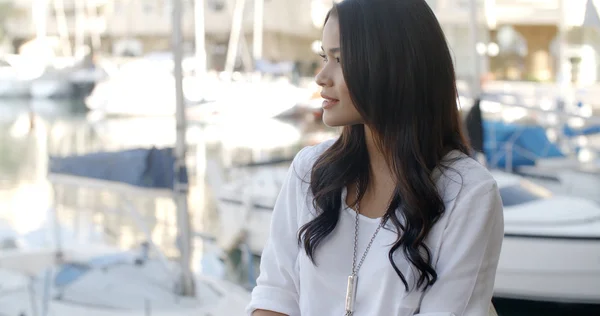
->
xmin=415 ymin=178 xmax=504 ymax=316
xmin=245 ymin=147 xmax=310 ymax=316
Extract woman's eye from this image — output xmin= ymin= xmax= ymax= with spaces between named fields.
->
xmin=318 ymin=53 xmax=328 ymax=62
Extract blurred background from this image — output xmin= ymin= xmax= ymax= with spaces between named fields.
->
xmin=0 ymin=0 xmax=599 ymax=315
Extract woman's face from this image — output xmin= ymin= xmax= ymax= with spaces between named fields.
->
xmin=315 ymin=16 xmax=363 ymax=127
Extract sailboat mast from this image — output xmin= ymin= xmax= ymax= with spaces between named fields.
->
xmin=555 ymin=0 xmax=569 ymax=149
xmin=253 ymin=0 xmax=263 ymax=66
xmin=557 ymin=0 xmax=569 ymax=102
xmin=224 ymin=0 xmax=246 ymax=76
xmin=171 ymin=0 xmax=195 ymax=297
xmin=85 ymin=0 xmax=101 ymax=52
xmin=468 ymin=0 xmax=482 ymax=98
xmin=52 ymin=0 xmax=72 ymax=57
xmin=33 ymin=0 xmax=48 ymax=41
xmin=74 ymin=0 xmax=86 ymax=58
xmin=194 ymin=0 xmax=207 ymax=78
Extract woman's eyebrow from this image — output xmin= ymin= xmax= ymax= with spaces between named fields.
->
xmin=321 ymin=46 xmax=340 ymax=54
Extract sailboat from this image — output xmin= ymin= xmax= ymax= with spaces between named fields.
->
xmin=0 ymin=230 xmax=250 ymax=315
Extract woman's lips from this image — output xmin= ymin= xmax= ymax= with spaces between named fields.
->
xmin=321 ymin=96 xmax=339 ymax=109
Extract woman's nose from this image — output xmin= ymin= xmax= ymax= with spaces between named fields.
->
xmin=315 ymin=67 xmax=333 ymax=87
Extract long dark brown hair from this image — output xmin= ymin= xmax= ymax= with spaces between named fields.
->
xmin=297 ymin=0 xmax=471 ymax=292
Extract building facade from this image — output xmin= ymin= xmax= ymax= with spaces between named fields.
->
xmin=3 ymin=0 xmax=325 ymax=73
xmin=430 ymin=0 xmax=600 ymax=85
xmin=2 ymin=0 xmax=599 ymax=83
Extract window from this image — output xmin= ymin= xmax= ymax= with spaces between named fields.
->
xmin=113 ymin=2 xmax=122 ymax=14
xmin=143 ymin=3 xmax=154 ymax=14
xmin=208 ymin=0 xmax=225 ymax=12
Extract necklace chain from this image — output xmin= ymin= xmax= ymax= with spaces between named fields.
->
xmin=346 ymin=181 xmax=387 ymax=316
xmin=351 ymin=181 xmax=386 ymax=275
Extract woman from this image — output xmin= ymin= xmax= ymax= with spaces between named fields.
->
xmin=247 ymin=0 xmax=504 ymax=315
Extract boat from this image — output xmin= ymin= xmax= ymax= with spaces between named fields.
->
xmin=30 ymin=75 xmax=74 ymax=99
xmin=467 ymin=96 xmax=600 ymax=202
xmin=491 ymin=169 xmax=600 ymax=304
xmin=205 ymin=119 xmax=336 ymax=256
xmin=0 ymin=54 xmax=34 ymax=98
xmin=29 ymin=60 xmax=102 ymax=100
xmin=187 ymin=79 xmax=315 ymax=125
xmin=0 ymin=221 xmax=27 ymax=250
xmin=206 ymin=157 xmax=290 ymax=255
xmin=0 ymin=243 xmax=250 ymax=315
xmin=464 ymin=95 xmax=600 ymax=303
xmin=84 ymin=53 xmax=211 ymax=117
xmin=0 ymin=146 xmax=250 ymax=315
xmin=274 ymin=81 xmax=324 ymax=121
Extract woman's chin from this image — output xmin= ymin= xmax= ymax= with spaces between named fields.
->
xmin=322 ymin=112 xmax=353 ymax=127
xmin=321 ymin=112 xmax=341 ymax=127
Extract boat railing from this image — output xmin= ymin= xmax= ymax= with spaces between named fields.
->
xmin=47 ymin=173 xmax=182 ymax=291
xmin=477 ymin=94 xmax=600 ymax=173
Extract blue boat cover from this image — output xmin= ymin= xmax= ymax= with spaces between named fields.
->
xmin=53 ymin=252 xmax=139 ymax=287
xmin=483 ymin=120 xmax=565 ymax=169
xmin=48 ymin=147 xmax=186 ymax=189
xmin=563 ymin=124 xmax=600 ymax=137
xmin=53 ymin=262 xmax=91 ymax=287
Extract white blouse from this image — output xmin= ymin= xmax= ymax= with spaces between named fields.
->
xmin=246 ymin=139 xmax=504 ymax=316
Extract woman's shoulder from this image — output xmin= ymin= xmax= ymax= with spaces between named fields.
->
xmin=290 ymin=138 xmax=337 ymax=181
xmin=435 ymin=150 xmax=499 ymax=200
xmin=298 ymin=138 xmax=337 ymax=161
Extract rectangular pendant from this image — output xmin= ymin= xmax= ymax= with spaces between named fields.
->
xmin=345 ymin=274 xmax=358 ymax=313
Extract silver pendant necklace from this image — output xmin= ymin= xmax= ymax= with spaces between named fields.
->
xmin=345 ymin=182 xmax=387 ymax=316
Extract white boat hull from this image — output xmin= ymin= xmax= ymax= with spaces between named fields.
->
xmin=30 ymin=79 xmax=74 ymax=99
xmin=217 ymin=199 xmax=273 ymax=256
xmin=85 ymin=76 xmax=204 ymax=117
xmin=0 ymin=80 xmax=31 ymax=97
xmin=0 ymin=245 xmax=250 ymax=315
xmin=495 ymin=235 xmax=600 ymax=304
xmin=492 ymin=170 xmax=600 ymax=304
xmin=0 ymin=273 xmax=249 ymax=316
xmin=211 ymin=164 xmax=288 ymax=256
